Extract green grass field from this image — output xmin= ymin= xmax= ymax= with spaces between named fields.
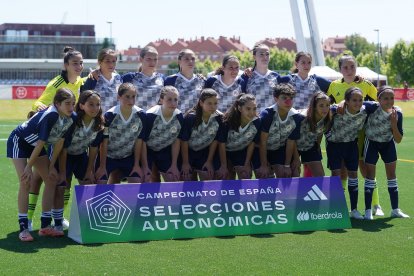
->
xmin=0 ymin=100 xmax=413 ymax=275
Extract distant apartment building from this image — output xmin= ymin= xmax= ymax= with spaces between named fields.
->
xmin=322 ymin=36 xmax=346 ymax=57
xmin=258 ymin=37 xmax=297 ymax=52
xmin=121 ymin=36 xmax=249 ymax=70
xmin=0 ymin=23 xmax=114 ymax=59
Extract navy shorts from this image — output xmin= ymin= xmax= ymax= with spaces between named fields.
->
xmin=147 ymin=145 xmax=181 ymax=173
xmin=227 ymin=147 xmax=260 ymax=168
xmin=106 ymin=154 xmax=135 ymax=178
xmin=267 ymin=146 xmax=286 ymax=166
xmin=364 ymin=139 xmax=397 ymax=165
xmin=7 ymin=131 xmax=47 ymax=159
xmin=298 ymin=143 xmax=322 ymax=163
xmin=326 ymin=140 xmax=358 ymax=171
xmin=189 ymin=146 xmax=220 ymax=171
xmin=66 ymin=152 xmax=89 ymax=180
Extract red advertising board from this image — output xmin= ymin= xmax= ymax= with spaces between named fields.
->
xmin=12 ymin=86 xmax=46 ymax=99
xmin=394 ymin=88 xmax=414 ymax=101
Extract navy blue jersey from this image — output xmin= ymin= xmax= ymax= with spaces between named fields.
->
xmin=241 ymin=70 xmax=280 ymax=110
xmin=64 ymin=116 xmax=104 ymax=155
xmin=260 ymin=105 xmax=304 ymax=150
xmin=278 ymin=74 xmax=331 ymax=109
xmin=365 ymin=104 xmax=403 ymax=142
xmin=14 ymin=105 xmax=75 ymax=146
xmin=182 ymin=111 xmax=224 ymax=151
xmin=223 ymin=117 xmax=261 ymax=152
xmin=104 ymin=105 xmax=146 ymax=159
xmin=145 ymin=105 xmax=184 ymax=151
xmin=122 ymin=72 xmax=165 ymax=110
xmin=164 ymin=73 xmax=205 ymax=113
xmin=82 ymin=72 xmax=123 ymax=113
xmin=204 ymin=75 xmax=245 ymax=113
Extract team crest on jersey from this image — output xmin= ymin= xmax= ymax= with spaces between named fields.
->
xmin=245 ymin=131 xmax=254 ymax=138
xmin=232 ymin=90 xmax=240 ymax=96
xmin=131 ymin=124 xmax=139 ymax=132
xmin=208 ymin=127 xmax=215 ymax=135
xmin=284 ymin=125 xmax=293 ymax=133
xmin=170 ymin=126 xmax=178 ymax=134
xmin=155 ymin=78 xmax=163 ymax=86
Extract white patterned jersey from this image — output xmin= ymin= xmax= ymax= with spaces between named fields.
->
xmin=326 ymin=103 xmax=376 ymax=143
xmin=104 ymin=105 xmax=146 ymax=159
xmin=146 ymin=105 xmax=184 ymax=151
xmin=122 ymin=72 xmax=165 ymax=110
xmin=241 ymin=70 xmax=280 ymax=111
xmin=365 ymin=104 xmax=403 ymax=142
xmin=224 ymin=118 xmax=261 ymax=152
xmin=164 ymin=73 xmax=205 ymax=113
xmin=65 ymin=118 xmax=103 ymax=155
xmin=182 ymin=112 xmax=223 ymax=151
xmin=204 ymin=75 xmax=245 ymax=113
xmin=260 ymin=105 xmax=303 ymax=150
xmin=296 ymin=109 xmax=325 ymax=151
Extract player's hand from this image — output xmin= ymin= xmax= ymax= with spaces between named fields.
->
xmin=48 ymin=166 xmax=59 ymax=183
xmin=181 ymin=162 xmax=192 ymax=181
xmin=83 ymin=170 xmax=95 ymax=184
xmin=201 ymin=161 xmax=214 ymax=179
xmin=166 ymin=165 xmax=180 ymax=182
xmin=88 ymin=69 xmax=100 ymax=80
xmin=36 ymin=103 xmax=48 ymax=111
xmin=256 ymin=165 xmax=270 ymax=179
xmin=215 ymin=165 xmax=229 ymax=180
xmin=95 ymin=166 xmax=107 ymax=182
xmin=390 ymin=108 xmax=398 ymax=127
xmin=21 ymin=165 xmax=33 ymax=188
xmin=244 ymin=67 xmax=253 ymax=78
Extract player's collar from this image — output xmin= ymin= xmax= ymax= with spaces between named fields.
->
xmin=254 ymin=69 xmax=271 ymax=78
xmin=271 ymin=104 xmax=299 ymax=117
xmin=177 ymin=72 xmax=196 ymax=82
xmin=218 ymin=75 xmax=236 ymax=88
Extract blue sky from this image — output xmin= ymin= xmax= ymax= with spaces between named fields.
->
xmin=1 ymin=0 xmax=412 ymax=50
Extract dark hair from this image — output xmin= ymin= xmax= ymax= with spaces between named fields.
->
xmin=98 ymin=48 xmax=117 ymax=63
xmin=377 ymin=85 xmax=394 ymax=99
xmin=338 ymin=54 xmax=356 ymax=70
xmin=157 ymin=86 xmax=179 ymax=105
xmin=117 ymin=83 xmax=137 ymax=97
xmin=138 ymin=46 xmax=158 ymax=72
xmin=223 ymin=93 xmax=256 ymax=131
xmin=53 ymin=88 xmax=75 ymax=105
xmin=251 ymin=44 xmax=269 ymax=71
xmin=306 ymin=91 xmax=331 ymax=133
xmin=292 ymin=51 xmax=312 ymax=73
xmin=214 ymin=55 xmax=239 ymax=76
xmin=178 ymin=49 xmax=196 ymax=72
xmin=75 ymin=90 xmax=104 ymax=132
xmin=186 ymin=88 xmax=218 ymax=127
xmin=273 ymin=83 xmax=296 ymax=98
xmin=344 ymin=87 xmax=363 ymax=102
xmin=63 ymin=46 xmax=82 ymax=64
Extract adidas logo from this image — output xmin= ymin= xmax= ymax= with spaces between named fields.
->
xmin=304 ymin=185 xmax=328 ymax=201
xmin=297 ymin=211 xmax=310 ymax=222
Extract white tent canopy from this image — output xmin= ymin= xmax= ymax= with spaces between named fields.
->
xmin=356 ymin=67 xmax=387 ymax=84
xmin=309 ymin=66 xmax=342 ymax=81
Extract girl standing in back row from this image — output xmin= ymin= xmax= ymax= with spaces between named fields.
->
xmin=164 ymin=49 xmax=205 ymax=113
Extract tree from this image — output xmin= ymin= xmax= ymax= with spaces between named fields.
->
xmin=101 ymin=38 xmax=111 ymax=49
xmin=345 ymin=34 xmax=376 ymax=56
xmin=387 ymin=40 xmax=414 ymax=86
